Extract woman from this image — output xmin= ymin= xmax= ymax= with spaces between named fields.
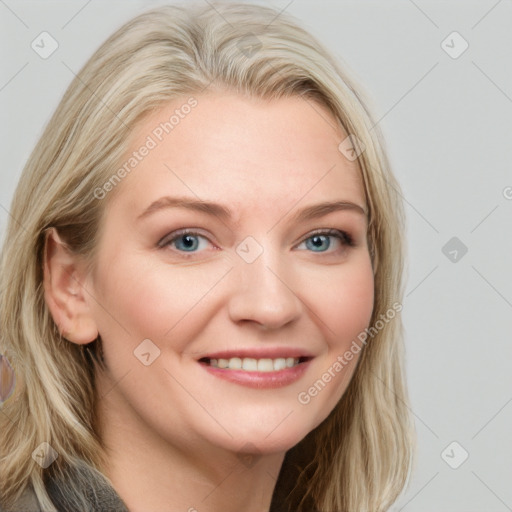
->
xmin=0 ymin=2 xmax=415 ymax=511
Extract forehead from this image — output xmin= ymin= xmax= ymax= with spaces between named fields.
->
xmin=110 ymin=93 xmax=365 ymax=221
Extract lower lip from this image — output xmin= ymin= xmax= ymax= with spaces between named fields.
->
xmin=199 ymin=360 xmax=312 ymax=389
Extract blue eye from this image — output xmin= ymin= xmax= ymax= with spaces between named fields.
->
xmin=297 ymin=229 xmax=353 ymax=253
xmin=158 ymin=228 xmax=354 ymax=256
xmin=159 ymin=230 xmax=209 ymax=253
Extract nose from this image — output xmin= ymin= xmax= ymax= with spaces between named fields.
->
xmin=227 ymin=248 xmax=302 ymax=331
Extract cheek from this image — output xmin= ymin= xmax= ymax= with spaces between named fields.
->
xmin=292 ymin=259 xmax=374 ymax=432
xmin=91 ymin=253 xmax=230 ymax=349
xmin=319 ymin=259 xmax=375 ymax=347
xmin=298 ymin=260 xmax=374 ymax=417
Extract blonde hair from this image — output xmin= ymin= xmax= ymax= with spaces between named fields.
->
xmin=0 ymin=2 xmax=415 ymax=511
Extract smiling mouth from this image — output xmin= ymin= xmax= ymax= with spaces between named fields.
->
xmin=199 ymin=356 xmax=311 ymax=372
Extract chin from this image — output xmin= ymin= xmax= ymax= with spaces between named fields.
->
xmin=217 ymin=416 xmax=318 ymax=456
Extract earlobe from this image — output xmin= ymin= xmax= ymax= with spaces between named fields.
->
xmin=43 ymin=228 xmax=99 ymax=345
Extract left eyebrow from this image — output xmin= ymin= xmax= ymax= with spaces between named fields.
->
xmin=136 ymin=195 xmax=367 ymax=223
xmin=288 ymin=200 xmax=367 ymax=224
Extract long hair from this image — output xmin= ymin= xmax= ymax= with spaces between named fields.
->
xmin=0 ymin=3 xmax=415 ymax=511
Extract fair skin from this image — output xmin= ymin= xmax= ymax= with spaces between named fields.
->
xmin=44 ymin=92 xmax=374 ymax=512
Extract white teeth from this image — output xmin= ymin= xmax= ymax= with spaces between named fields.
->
xmin=273 ymin=358 xmax=287 ymax=371
xmin=257 ymin=358 xmax=273 ymax=372
xmin=242 ymin=358 xmax=258 ymax=371
xmin=207 ymin=356 xmax=301 ymax=371
xmin=229 ymin=357 xmax=242 ymax=369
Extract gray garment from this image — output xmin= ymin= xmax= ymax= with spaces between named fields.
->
xmin=0 ymin=482 xmax=129 ymax=512
xmin=0 ymin=462 xmax=129 ymax=512
xmin=0 ymin=484 xmax=41 ymax=512
xmin=0 ymin=450 xmax=302 ymax=512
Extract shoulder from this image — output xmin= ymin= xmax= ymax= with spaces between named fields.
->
xmin=1 ymin=461 xmax=129 ymax=512
xmin=46 ymin=460 xmax=130 ymax=512
xmin=0 ymin=484 xmax=41 ymax=512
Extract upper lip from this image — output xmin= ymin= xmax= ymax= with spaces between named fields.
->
xmin=199 ymin=347 xmax=315 ymax=361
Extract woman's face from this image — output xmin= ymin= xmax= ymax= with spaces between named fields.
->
xmin=85 ymin=92 xmax=374 ymax=454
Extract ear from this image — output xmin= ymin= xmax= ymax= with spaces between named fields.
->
xmin=43 ymin=228 xmax=99 ymax=345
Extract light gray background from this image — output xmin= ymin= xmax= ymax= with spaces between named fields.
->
xmin=1 ymin=1 xmax=511 ymax=510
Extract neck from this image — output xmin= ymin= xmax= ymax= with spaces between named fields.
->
xmin=95 ymin=378 xmax=285 ymax=512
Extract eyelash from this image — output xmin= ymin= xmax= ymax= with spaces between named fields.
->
xmin=157 ymin=228 xmax=355 ymax=256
